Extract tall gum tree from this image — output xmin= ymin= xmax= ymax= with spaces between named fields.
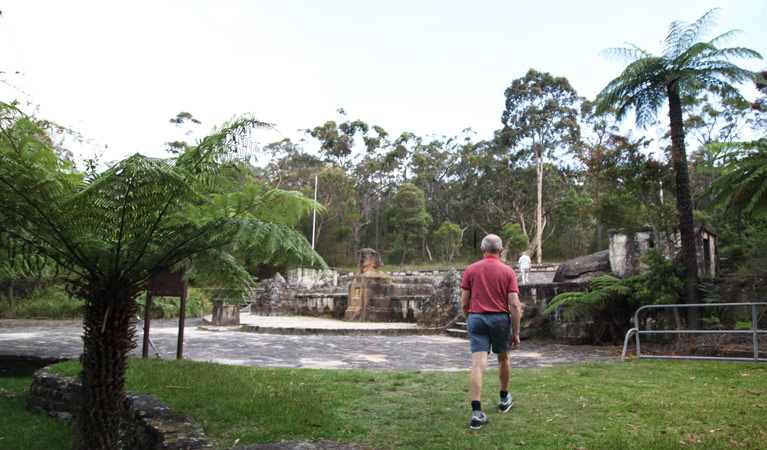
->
xmin=596 ymin=8 xmax=763 ymax=318
xmin=499 ymin=68 xmax=581 ymax=263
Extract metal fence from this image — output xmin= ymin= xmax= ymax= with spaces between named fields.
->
xmin=621 ymin=302 xmax=767 ymax=363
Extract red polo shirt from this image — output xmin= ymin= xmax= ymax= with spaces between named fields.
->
xmin=461 ymin=255 xmax=519 ymax=314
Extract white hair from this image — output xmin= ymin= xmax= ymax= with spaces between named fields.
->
xmin=481 ymin=234 xmax=503 ymax=254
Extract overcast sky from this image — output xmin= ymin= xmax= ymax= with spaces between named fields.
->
xmin=1 ymin=1 xmax=765 ymax=166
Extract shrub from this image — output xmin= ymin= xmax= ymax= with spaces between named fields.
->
xmin=1 ymin=284 xmax=83 ymax=319
xmin=136 ymin=287 xmax=213 ymax=319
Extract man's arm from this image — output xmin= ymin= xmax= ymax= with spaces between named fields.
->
xmin=508 ymin=292 xmax=521 ymax=350
xmin=461 ymin=289 xmax=471 ymax=318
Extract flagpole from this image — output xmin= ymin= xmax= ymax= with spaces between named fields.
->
xmin=311 ymin=175 xmax=317 ymax=249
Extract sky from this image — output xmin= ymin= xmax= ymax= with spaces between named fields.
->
xmin=1 ymin=0 xmax=766 ymax=166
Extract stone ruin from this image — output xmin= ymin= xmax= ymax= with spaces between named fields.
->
xmin=247 ymin=248 xmax=590 ymax=339
xmin=345 ymin=248 xmax=392 ymax=321
xmin=250 ymin=248 xmax=442 ymax=323
xmin=247 ymin=225 xmax=722 ymax=341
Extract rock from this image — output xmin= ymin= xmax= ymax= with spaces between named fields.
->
xmin=417 ymin=269 xmax=462 ymax=327
xmin=553 ymin=250 xmax=610 ymax=282
xmin=252 ymin=273 xmax=295 ymax=316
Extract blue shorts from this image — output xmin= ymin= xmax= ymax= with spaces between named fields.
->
xmin=467 ymin=312 xmax=512 ymax=354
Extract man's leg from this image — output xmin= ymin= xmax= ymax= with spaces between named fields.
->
xmin=497 ymin=351 xmax=510 ymax=391
xmin=470 ymin=351 xmax=488 ymax=401
xmin=497 ymin=351 xmax=515 ymax=412
xmin=469 ymin=351 xmax=490 ymax=429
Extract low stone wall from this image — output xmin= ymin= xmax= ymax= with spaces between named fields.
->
xmin=294 ymin=293 xmax=348 ymax=317
xmin=390 ymin=296 xmax=427 ymax=322
xmin=27 ymin=365 xmax=212 ymax=449
xmin=253 ymin=267 xmax=592 ymax=340
xmin=0 ymin=355 xmax=69 ymax=377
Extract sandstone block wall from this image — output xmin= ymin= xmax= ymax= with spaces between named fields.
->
xmin=27 ymin=365 xmax=212 ymax=449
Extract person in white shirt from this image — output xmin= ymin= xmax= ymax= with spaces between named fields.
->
xmin=517 ymin=252 xmax=531 ymax=284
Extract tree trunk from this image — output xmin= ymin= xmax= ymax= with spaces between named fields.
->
xmin=400 ymin=234 xmax=408 ymax=266
xmin=76 ymin=285 xmax=138 ymax=450
xmin=375 ymin=200 xmax=379 ymax=250
xmin=667 ymin=86 xmax=701 ymax=328
xmin=595 ymin=180 xmax=602 ymax=252
xmin=535 ymin=154 xmax=544 ymax=264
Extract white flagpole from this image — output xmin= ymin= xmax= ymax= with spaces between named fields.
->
xmin=311 ymin=175 xmax=318 ymax=249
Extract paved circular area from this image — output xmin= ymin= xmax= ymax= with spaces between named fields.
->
xmin=0 ymin=317 xmax=618 ymax=371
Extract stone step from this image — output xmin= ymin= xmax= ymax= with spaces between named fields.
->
xmin=455 ymin=322 xmax=467 ymax=328
xmin=446 ymin=328 xmax=468 ymax=339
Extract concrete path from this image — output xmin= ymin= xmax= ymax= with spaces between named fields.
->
xmin=0 ymin=316 xmax=618 ymax=371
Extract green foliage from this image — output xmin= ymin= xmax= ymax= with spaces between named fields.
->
xmin=387 ymin=184 xmax=431 ymax=265
xmin=597 ymin=8 xmax=762 ymax=127
xmin=433 ymin=221 xmax=461 ymax=263
xmin=500 ymin=222 xmax=528 ymax=255
xmin=629 ymin=248 xmax=685 ymax=306
xmin=545 ymin=249 xmax=688 ymax=344
xmin=544 ymin=275 xmax=630 ymax=321
xmin=0 ymin=101 xmax=327 ymax=448
xmin=500 ymin=68 xmax=581 ymax=262
xmin=1 ymin=284 xmax=83 ymax=319
xmin=544 ymin=275 xmax=633 ymax=344
xmin=136 ymin=287 xmax=213 ymax=319
xmin=549 ymin=188 xmax=595 ymax=258
xmin=597 ymin=8 xmax=763 ymax=307
xmin=701 ymin=138 xmax=767 ymax=219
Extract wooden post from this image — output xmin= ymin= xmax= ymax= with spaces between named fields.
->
xmin=177 ymin=276 xmax=189 ymax=360
xmin=145 ymin=266 xmax=189 ymax=360
xmin=142 ymin=294 xmax=153 ymax=359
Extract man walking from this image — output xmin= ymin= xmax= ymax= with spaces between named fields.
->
xmin=518 ymin=251 xmax=531 ymax=284
xmin=461 ymin=234 xmax=522 ymax=429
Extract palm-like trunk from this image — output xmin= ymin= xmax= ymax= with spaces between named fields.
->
xmin=75 ymin=285 xmax=138 ymax=450
xmin=667 ymin=85 xmax=701 ymax=327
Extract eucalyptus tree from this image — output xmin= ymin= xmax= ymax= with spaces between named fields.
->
xmin=597 ymin=8 xmax=763 ymax=309
xmin=307 ymin=109 xmax=370 ymax=169
xmin=500 ymin=68 xmax=581 ymax=263
xmin=410 ymin=132 xmax=467 ymax=228
xmin=387 ymin=183 xmax=431 ymax=265
xmin=0 ymin=102 xmax=325 ymax=449
xmin=578 ymin=101 xmax=621 ymax=251
xmin=165 ymin=111 xmax=202 ymax=154
xmin=433 ymin=221 xmax=462 ymax=263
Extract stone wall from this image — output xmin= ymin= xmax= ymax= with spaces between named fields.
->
xmin=253 ymin=269 xmax=592 ymax=340
xmin=294 ymin=293 xmax=348 ymax=318
xmin=27 ymin=365 xmax=212 ymax=449
xmin=417 ymin=269 xmax=462 ymax=327
xmin=518 ymin=281 xmax=590 ymax=340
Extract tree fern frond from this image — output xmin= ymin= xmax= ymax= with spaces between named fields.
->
xmin=600 ymin=45 xmax=650 ymax=64
xmin=542 ymin=292 xmax=585 ymax=315
xmin=708 ymin=28 xmax=743 ymax=48
xmin=589 ymin=275 xmax=621 ymax=290
xmin=664 ymin=8 xmax=719 ymax=59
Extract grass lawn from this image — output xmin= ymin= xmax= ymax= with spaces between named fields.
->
xmin=0 ymin=377 xmax=74 ymax=449
xmin=45 ymin=358 xmax=767 ymax=449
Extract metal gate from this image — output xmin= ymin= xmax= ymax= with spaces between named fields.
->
xmin=621 ymin=302 xmax=767 ymax=362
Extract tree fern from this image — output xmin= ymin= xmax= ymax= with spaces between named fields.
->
xmin=701 ymin=139 xmax=767 ymax=218
xmin=0 ymin=101 xmax=325 ymax=449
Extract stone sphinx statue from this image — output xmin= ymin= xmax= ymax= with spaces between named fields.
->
xmin=356 ymin=248 xmax=388 ymax=277
xmin=346 ymin=248 xmax=392 ymax=321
